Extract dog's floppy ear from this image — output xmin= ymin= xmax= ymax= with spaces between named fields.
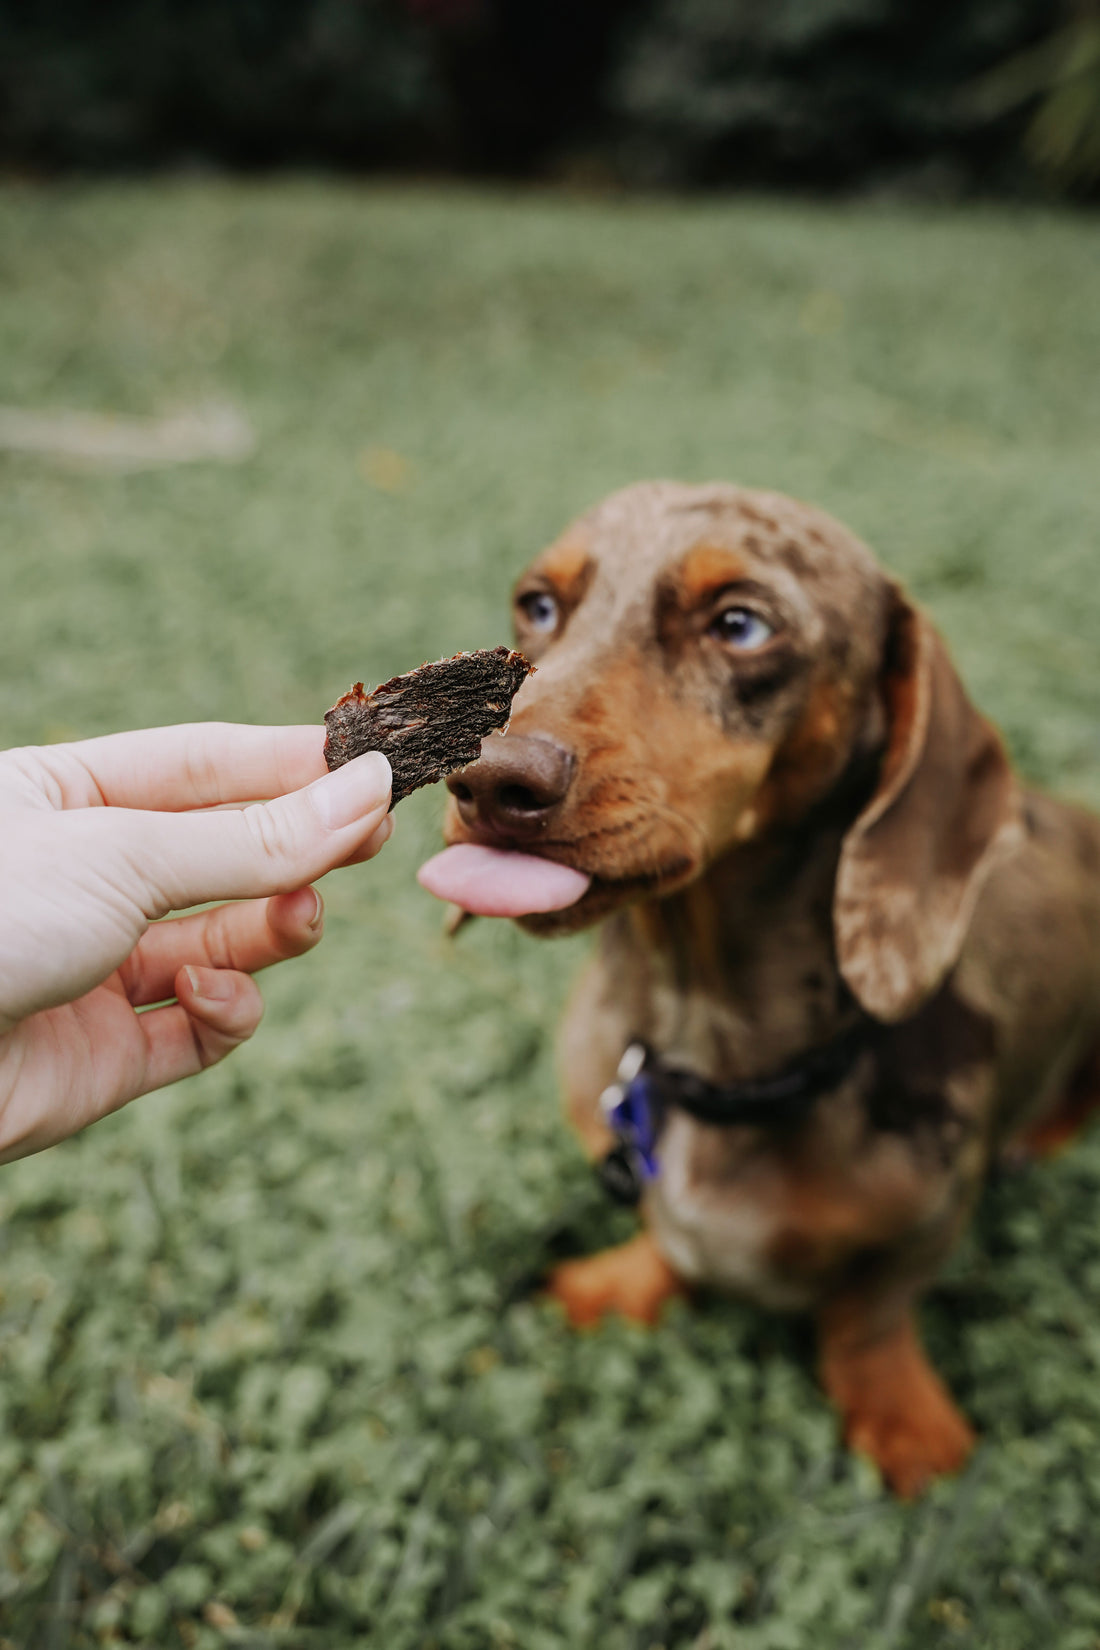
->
xmin=834 ymin=588 xmax=1022 ymax=1023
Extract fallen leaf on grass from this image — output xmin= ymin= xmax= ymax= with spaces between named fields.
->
xmin=359 ymin=445 xmax=413 ymax=492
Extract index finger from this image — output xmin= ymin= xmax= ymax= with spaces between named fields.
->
xmin=28 ymin=723 xmax=328 ymax=811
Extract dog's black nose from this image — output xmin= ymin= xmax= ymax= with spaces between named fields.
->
xmin=447 ymin=734 xmax=574 ymax=837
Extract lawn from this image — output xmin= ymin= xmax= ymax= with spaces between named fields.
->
xmin=1 ymin=180 xmax=1099 ymax=1650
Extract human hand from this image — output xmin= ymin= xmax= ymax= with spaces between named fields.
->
xmin=0 ymin=723 xmax=393 ymax=1163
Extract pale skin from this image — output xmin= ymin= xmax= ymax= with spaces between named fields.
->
xmin=0 ymin=723 xmax=394 ymax=1164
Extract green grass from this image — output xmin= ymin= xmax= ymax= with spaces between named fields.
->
xmin=1 ymin=180 xmax=1099 ymax=1650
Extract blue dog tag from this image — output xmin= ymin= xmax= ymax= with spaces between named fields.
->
xmin=598 ymin=1043 xmax=660 ymax=1185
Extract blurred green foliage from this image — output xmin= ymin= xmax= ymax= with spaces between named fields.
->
xmin=612 ymin=0 xmax=1051 ymax=190
xmin=0 ymin=182 xmax=1099 ymax=1647
xmin=971 ymin=3 xmax=1100 ymax=189
xmin=2 ymin=0 xmax=1100 ymax=195
xmin=0 ymin=0 xmax=440 ymax=170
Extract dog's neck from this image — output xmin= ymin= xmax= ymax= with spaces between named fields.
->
xmin=603 ymin=813 xmax=858 ymax=1085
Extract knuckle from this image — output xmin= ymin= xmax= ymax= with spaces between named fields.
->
xmin=183 ymin=730 xmax=224 ymax=808
xmin=242 ymin=801 xmax=299 ymax=884
xmin=190 ymin=982 xmax=263 ymax=1068
xmin=117 ymin=949 xmax=146 ymax=1002
xmin=222 ymin=981 xmax=264 ymax=1043
xmin=205 ymin=903 xmax=245 ymax=972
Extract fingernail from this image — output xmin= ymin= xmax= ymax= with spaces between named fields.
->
xmin=280 ymin=891 xmax=323 ymax=930
xmin=278 ymin=886 xmax=323 ymax=932
xmin=182 ymin=966 xmax=235 ymax=1004
xmin=309 ymin=751 xmax=392 ymax=830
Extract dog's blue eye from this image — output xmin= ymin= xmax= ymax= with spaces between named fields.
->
xmin=518 ymin=592 xmax=559 ymax=632
xmin=710 ymin=606 xmax=774 ymax=650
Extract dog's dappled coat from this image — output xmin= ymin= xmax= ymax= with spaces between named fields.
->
xmin=422 ymin=481 xmax=1100 ymax=1497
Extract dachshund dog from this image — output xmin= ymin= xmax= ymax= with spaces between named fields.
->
xmin=419 ymin=482 xmax=1100 ymax=1497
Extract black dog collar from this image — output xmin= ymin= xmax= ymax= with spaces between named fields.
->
xmin=596 ymin=1020 xmax=871 ymax=1206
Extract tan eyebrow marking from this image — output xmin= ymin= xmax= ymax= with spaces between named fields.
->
xmin=675 ymin=545 xmax=752 ymax=605
xmin=528 ymin=538 xmax=595 ymax=603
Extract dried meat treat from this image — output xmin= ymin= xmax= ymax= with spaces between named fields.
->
xmin=324 ymin=646 xmax=533 ymax=806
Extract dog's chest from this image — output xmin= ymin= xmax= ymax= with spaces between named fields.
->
xmin=645 ymin=1111 xmax=815 ymax=1312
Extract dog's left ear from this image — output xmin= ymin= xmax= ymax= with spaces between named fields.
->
xmin=834 ymin=588 xmax=1023 ymax=1023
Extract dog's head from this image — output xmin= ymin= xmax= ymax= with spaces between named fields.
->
xmin=435 ymin=482 xmax=1021 ymax=1021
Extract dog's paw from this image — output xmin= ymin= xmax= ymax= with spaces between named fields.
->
xmin=821 ymin=1314 xmax=975 ymax=1498
xmin=545 ymin=1233 xmax=684 ymax=1328
xmin=843 ymin=1386 xmax=975 ymax=1499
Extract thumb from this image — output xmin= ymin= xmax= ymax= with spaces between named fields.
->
xmin=114 ymin=749 xmax=393 ymax=915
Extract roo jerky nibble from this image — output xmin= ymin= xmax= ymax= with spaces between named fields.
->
xmin=323 ymin=646 xmax=533 ymax=806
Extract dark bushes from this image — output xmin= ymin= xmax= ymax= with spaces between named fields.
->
xmin=0 ymin=0 xmax=1095 ymax=193
xmin=610 ymin=0 xmax=1055 ymax=191
xmin=0 ymin=0 xmax=442 ymax=170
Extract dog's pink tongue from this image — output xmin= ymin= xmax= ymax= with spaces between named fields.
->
xmin=418 ymin=844 xmax=591 ymax=917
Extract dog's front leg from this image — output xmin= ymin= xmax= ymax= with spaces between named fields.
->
xmin=817 ymin=1289 xmax=975 ymax=1498
xmin=549 ymin=956 xmax=688 ymax=1326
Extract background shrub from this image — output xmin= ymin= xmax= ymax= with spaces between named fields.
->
xmin=611 ymin=0 xmax=1055 ymax=191
xmin=0 ymin=0 xmax=444 ymax=170
xmin=0 ymin=0 xmax=1097 ymax=195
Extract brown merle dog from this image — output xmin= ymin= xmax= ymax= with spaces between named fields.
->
xmin=419 ymin=481 xmax=1100 ymax=1497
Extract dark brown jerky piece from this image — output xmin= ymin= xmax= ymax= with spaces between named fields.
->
xmin=323 ymin=646 xmax=533 ymax=806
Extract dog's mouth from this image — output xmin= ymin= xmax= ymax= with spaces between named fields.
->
xmin=417 ymin=840 xmax=701 ymax=924
xmin=417 ymin=843 xmax=592 ymax=918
